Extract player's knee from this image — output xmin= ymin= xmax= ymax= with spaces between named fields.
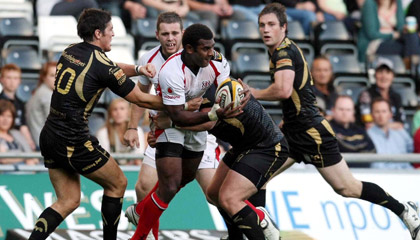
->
xmin=60 ymin=197 xmax=81 ymax=212
xmin=112 ymin=174 xmax=128 ymax=195
xmin=218 ymin=193 xmax=236 ymax=211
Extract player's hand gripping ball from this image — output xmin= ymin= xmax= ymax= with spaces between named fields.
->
xmin=215 ymin=77 xmax=245 ymax=109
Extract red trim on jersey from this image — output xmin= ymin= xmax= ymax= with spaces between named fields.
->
xmin=160 ymin=52 xmax=182 ymax=71
xmin=215 ymin=145 xmax=221 ymax=162
xmin=147 ymin=48 xmax=161 ymax=63
xmin=155 ymin=129 xmax=164 ymax=138
xmin=209 ymin=61 xmax=220 ymax=88
xmin=182 ymin=64 xmax=186 ymax=87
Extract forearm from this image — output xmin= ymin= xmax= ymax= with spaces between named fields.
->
xmin=169 ymin=109 xmax=211 ymax=127
xmin=129 ymin=104 xmax=145 ymax=128
xmin=142 ymin=0 xmax=172 ymax=11
xmin=117 ymin=62 xmax=139 ymax=77
xmin=188 ymin=0 xmax=213 ymax=11
xmin=252 ymin=85 xmax=288 ymax=101
xmin=179 ymin=121 xmax=215 ymax=131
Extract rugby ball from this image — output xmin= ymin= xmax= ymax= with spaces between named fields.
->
xmin=215 ymin=78 xmax=244 ymax=108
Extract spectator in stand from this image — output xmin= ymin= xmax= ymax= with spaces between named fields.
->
xmin=142 ymin=0 xmax=193 ymax=19
xmin=355 ymin=57 xmax=405 ymax=129
xmin=187 ymin=0 xmax=234 ymax=32
xmin=357 ymin=0 xmax=420 ymax=63
xmin=330 ymin=96 xmax=376 ymax=167
xmin=0 ymin=64 xmax=35 ymax=151
xmin=97 ymin=0 xmax=147 ymax=30
xmin=36 ymin=0 xmax=99 ymax=18
xmin=368 ymin=97 xmax=413 ymax=169
xmin=228 ymin=0 xmax=266 ymax=26
xmin=412 ymin=109 xmax=420 ymax=135
xmin=0 ymin=100 xmax=38 ymax=165
xmin=96 ymin=98 xmax=145 ymax=165
xmin=26 ymin=62 xmax=57 ymax=149
xmin=407 ymin=0 xmax=420 ymax=34
xmin=273 ymin=0 xmax=322 ymax=36
xmin=311 ymin=56 xmax=338 ymax=119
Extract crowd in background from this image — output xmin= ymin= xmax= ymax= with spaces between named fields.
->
xmin=1 ymin=0 xmax=420 ymax=168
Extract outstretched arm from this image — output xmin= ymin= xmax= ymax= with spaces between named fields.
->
xmin=250 ymin=69 xmax=295 ymax=100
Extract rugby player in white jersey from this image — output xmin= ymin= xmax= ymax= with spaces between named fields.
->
xmin=122 ymin=12 xmax=221 ymax=240
xmin=129 ymin=23 xmax=248 ymax=240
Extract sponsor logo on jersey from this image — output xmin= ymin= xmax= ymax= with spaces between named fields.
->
xmin=201 ymin=81 xmax=212 ymax=89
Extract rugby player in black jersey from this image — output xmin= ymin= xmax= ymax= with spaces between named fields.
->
xmin=29 ymin=8 xmax=166 ymax=240
xmin=250 ymin=3 xmax=420 ymax=240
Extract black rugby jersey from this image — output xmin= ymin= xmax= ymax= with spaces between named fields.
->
xmin=44 ymin=42 xmax=135 ymax=144
xmin=270 ymin=38 xmax=323 ymax=131
xmin=204 ymin=84 xmax=285 ymax=150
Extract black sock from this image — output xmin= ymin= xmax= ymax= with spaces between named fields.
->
xmin=232 ymin=205 xmax=265 ymax=240
xmin=360 ymin=181 xmax=405 ymax=215
xmin=248 ymin=189 xmax=266 ymax=207
xmin=29 ymin=207 xmax=63 ymax=240
xmin=101 ymin=195 xmax=123 ymax=240
xmin=218 ymin=207 xmax=244 ymax=240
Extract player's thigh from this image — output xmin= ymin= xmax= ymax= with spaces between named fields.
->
xmin=219 ymin=169 xmax=258 ymax=203
xmin=136 ymin=162 xmax=158 ymax=191
xmin=84 ymin=156 xmax=127 ymax=196
xmin=181 ymin=149 xmax=204 ymax=184
xmin=207 ymin=160 xmax=230 ymax=204
xmin=196 ymin=168 xmax=216 ymax=194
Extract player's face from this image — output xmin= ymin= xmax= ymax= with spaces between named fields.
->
xmin=375 ymin=68 xmax=394 ymax=91
xmin=332 ymin=97 xmax=355 ymax=124
xmin=99 ymin=22 xmax=114 ymax=52
xmin=191 ymin=39 xmax=215 ymax=68
xmin=157 ymin=22 xmax=183 ymax=58
xmin=0 ymin=70 xmax=21 ymax=93
xmin=259 ymin=13 xmax=286 ymax=52
xmin=371 ymin=101 xmax=392 ymax=127
xmin=312 ymin=59 xmax=333 ymax=85
xmin=44 ymin=65 xmax=57 ymax=90
xmin=0 ymin=110 xmax=13 ymax=132
xmin=110 ymin=100 xmax=129 ymax=125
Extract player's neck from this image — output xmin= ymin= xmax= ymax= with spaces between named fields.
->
xmin=181 ymin=51 xmax=200 ymax=75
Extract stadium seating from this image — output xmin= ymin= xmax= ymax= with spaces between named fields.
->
xmin=16 ymin=78 xmax=37 ymax=102
xmin=243 ymin=74 xmax=280 ymax=107
xmin=2 ymin=45 xmax=41 ymax=71
xmin=38 ymin=16 xmax=80 ymax=56
xmin=231 ymin=52 xmax=269 ymax=79
xmin=314 ymin=21 xmax=357 ymax=58
xmin=333 ymin=74 xmax=370 ymax=102
xmin=221 ymin=19 xmax=261 ymax=60
xmin=329 ymin=54 xmax=363 ymax=74
xmin=392 ymin=77 xmax=418 ymax=107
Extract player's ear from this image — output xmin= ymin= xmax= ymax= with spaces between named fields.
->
xmin=94 ymin=29 xmax=102 ymax=40
xmin=185 ymin=44 xmax=194 ymax=54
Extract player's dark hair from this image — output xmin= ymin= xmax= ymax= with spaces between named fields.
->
xmin=258 ymin=3 xmax=288 ymax=33
xmin=182 ymin=23 xmax=213 ymax=50
xmin=157 ymin=12 xmax=183 ymax=32
xmin=77 ymin=8 xmax=112 ymax=42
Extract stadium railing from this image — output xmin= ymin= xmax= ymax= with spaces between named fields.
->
xmin=1 ymin=152 xmax=420 ymax=172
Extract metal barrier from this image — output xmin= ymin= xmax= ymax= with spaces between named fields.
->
xmin=1 ymin=152 xmax=420 ymax=172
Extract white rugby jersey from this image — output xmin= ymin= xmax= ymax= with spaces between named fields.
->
xmin=138 ymin=45 xmax=166 ymax=89
xmin=157 ymin=49 xmax=230 ymax=105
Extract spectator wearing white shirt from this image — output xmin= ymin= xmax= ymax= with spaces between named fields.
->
xmin=368 ymin=97 xmax=413 ymax=169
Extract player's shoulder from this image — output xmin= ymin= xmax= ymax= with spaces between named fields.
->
xmin=211 ymin=50 xmax=226 ymax=63
xmin=159 ymin=51 xmax=183 ymax=77
xmin=140 ymin=45 xmax=163 ymax=63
